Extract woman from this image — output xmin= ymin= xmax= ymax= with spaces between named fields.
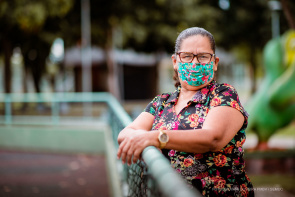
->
xmin=117 ymin=27 xmax=254 ymax=196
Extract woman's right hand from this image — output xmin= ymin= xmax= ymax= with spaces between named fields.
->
xmin=116 ymin=112 xmax=155 ymax=165
xmin=117 ymin=129 xmax=158 ymax=165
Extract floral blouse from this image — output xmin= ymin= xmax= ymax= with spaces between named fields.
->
xmin=144 ymin=80 xmax=254 ymax=197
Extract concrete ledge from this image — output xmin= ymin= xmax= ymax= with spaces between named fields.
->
xmin=0 ymin=125 xmax=107 ymax=154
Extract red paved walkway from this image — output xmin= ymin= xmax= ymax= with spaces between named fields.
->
xmin=0 ymin=150 xmax=110 ymax=197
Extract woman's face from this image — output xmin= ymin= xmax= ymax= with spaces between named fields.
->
xmin=172 ymin=35 xmax=219 ymax=90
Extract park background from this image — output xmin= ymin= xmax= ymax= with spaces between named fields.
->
xmin=0 ymin=0 xmax=294 ymax=197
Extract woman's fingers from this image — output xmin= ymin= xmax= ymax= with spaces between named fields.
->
xmin=117 ymin=139 xmax=130 ymax=164
xmin=117 ymin=131 xmax=151 ymax=165
xmin=120 ymin=141 xmax=131 ymax=164
xmin=126 ymin=146 xmax=134 ymax=166
xmin=117 ymin=139 xmax=126 ymax=159
xmin=132 ymin=148 xmax=142 ymax=164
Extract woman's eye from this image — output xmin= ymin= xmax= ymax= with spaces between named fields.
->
xmin=199 ymin=55 xmax=209 ymax=59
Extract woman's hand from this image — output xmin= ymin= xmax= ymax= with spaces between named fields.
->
xmin=117 ymin=129 xmax=157 ymax=165
xmin=116 ymin=112 xmax=155 ymax=165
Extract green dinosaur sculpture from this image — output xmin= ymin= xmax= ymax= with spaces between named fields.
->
xmin=246 ymin=30 xmax=295 ymax=150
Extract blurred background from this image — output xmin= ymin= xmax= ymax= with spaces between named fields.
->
xmin=0 ymin=0 xmax=294 ymax=196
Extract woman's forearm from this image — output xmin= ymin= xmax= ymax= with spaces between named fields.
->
xmin=162 ymin=129 xmax=219 ymax=153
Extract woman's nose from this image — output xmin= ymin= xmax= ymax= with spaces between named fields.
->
xmin=191 ymin=56 xmax=199 ymax=64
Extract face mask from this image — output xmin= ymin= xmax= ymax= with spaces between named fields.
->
xmin=177 ymin=61 xmax=214 ymax=86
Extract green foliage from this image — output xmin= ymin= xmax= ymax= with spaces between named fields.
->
xmin=1 ymin=0 xmax=295 ymax=94
xmin=14 ymin=3 xmax=47 ymax=32
xmin=0 ymin=0 xmax=73 ymax=33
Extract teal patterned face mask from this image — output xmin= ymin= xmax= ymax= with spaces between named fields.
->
xmin=177 ymin=61 xmax=214 ymax=86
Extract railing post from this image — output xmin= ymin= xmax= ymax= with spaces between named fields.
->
xmin=4 ymin=94 xmax=12 ymax=125
xmin=51 ymin=94 xmax=59 ymax=125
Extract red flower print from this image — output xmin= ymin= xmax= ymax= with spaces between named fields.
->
xmin=168 ymin=150 xmax=175 ymax=157
xmin=222 ymin=91 xmax=231 ymax=96
xmin=201 ymin=179 xmax=206 ymax=187
xmin=194 ymin=153 xmax=203 ymax=159
xmin=196 ymin=172 xmax=209 ymax=179
xmin=183 ymin=158 xmax=194 ymax=167
xmin=171 ymin=121 xmax=179 ymax=130
xmin=230 ymin=100 xmax=241 ymax=111
xmin=233 ymin=158 xmax=240 ymax=166
xmin=236 ymin=139 xmax=245 ymax=147
xmin=213 ymin=154 xmax=227 ymax=167
xmin=224 ymin=145 xmax=234 ymax=154
xmin=198 ymin=117 xmax=205 ymax=123
xmin=240 ymin=184 xmax=249 ymax=197
xmin=210 ymin=97 xmax=221 ymax=107
xmin=202 ymin=75 xmax=209 ymax=83
xmin=201 ymin=88 xmax=209 ymax=95
xmin=155 ymin=122 xmax=164 ymax=129
xmin=213 ymin=177 xmax=226 ymax=190
xmin=188 ymin=114 xmax=199 ymax=128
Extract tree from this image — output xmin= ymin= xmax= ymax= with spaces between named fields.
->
xmin=0 ymin=0 xmax=73 ymax=93
xmin=280 ymin=0 xmax=295 ymax=29
xmin=78 ymin=0 xmax=222 ymax=96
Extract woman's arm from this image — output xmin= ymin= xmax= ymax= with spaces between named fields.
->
xmin=117 ymin=106 xmax=244 ymax=165
xmin=163 ymin=106 xmax=244 ymax=152
xmin=117 ymin=112 xmax=154 ymax=145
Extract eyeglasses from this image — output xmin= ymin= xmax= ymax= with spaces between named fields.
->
xmin=177 ymin=52 xmax=215 ymax=63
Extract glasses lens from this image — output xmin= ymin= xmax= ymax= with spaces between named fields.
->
xmin=197 ymin=53 xmax=212 ymax=63
xmin=179 ymin=53 xmax=194 ymax=63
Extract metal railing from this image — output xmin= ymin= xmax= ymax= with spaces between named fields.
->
xmin=0 ymin=92 xmax=201 ymax=197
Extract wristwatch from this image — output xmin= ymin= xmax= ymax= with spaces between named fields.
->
xmin=158 ymin=129 xmax=169 ymax=149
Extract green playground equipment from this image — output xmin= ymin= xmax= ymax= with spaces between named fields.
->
xmin=246 ymin=30 xmax=295 ymax=148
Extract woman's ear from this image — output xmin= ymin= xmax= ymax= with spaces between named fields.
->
xmin=213 ymin=56 xmax=219 ymax=71
xmin=172 ymin=54 xmax=178 ymax=70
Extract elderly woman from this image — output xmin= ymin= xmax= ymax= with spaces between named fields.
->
xmin=117 ymin=27 xmax=254 ymax=197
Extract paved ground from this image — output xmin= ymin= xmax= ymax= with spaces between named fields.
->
xmin=0 ymin=150 xmax=110 ymax=197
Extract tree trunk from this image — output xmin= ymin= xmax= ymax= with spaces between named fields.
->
xmin=3 ymin=40 xmax=12 ymax=93
xmin=280 ymin=0 xmax=295 ymax=29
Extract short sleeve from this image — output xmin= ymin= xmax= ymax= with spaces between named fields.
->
xmin=144 ymin=93 xmax=171 ymax=116
xmin=209 ymin=84 xmax=249 ymax=122
xmin=144 ymin=95 xmax=161 ymax=116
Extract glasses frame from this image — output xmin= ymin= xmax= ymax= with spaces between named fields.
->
xmin=176 ymin=52 xmax=215 ymax=63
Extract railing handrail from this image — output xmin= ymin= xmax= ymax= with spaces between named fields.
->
xmin=0 ymin=92 xmax=201 ymax=197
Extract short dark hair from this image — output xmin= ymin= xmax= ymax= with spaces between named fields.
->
xmin=173 ymin=27 xmax=216 ymax=87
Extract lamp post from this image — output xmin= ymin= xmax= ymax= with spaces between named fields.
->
xmin=268 ymin=0 xmax=282 ymax=39
xmin=81 ymin=0 xmax=92 ymax=117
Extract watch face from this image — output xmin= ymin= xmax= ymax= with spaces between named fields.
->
xmin=160 ymin=133 xmax=169 ymax=143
